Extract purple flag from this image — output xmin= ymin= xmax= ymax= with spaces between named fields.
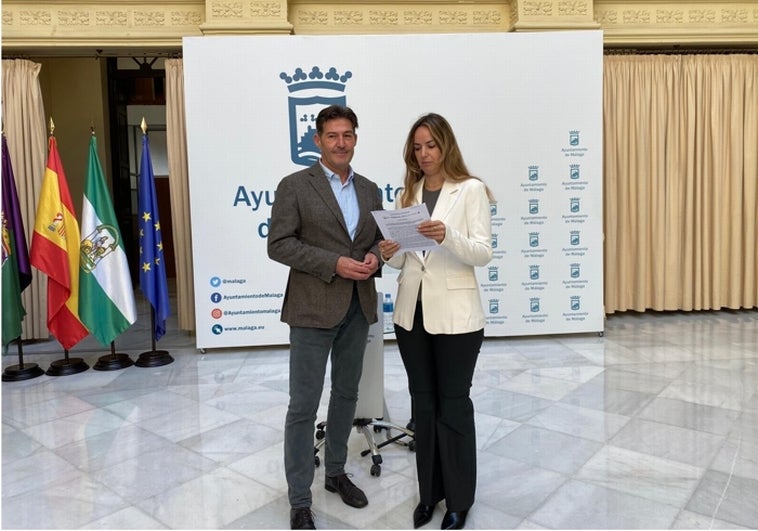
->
xmin=2 ymin=135 xmax=31 ymax=291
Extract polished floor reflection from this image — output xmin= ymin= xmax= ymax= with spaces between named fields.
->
xmin=3 ymin=305 xmax=758 ymax=529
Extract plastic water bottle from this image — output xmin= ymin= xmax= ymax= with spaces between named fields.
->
xmin=383 ymin=293 xmax=394 ymax=334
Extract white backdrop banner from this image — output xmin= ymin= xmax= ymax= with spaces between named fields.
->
xmin=183 ymin=31 xmax=604 ymax=349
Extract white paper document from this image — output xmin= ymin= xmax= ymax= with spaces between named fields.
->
xmin=371 ymin=204 xmax=438 ymax=253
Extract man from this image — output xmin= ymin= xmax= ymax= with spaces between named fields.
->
xmin=268 ymin=105 xmax=383 ymax=530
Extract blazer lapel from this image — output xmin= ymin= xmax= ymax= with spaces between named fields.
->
xmin=353 ymin=175 xmax=377 ymax=239
xmin=432 ymin=180 xmax=463 ymax=221
xmin=307 ymin=165 xmax=350 ymax=237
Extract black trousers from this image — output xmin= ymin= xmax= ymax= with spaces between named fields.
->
xmin=395 ymin=302 xmax=483 ymax=512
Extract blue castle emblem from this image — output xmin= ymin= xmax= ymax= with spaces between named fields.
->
xmin=490 ymin=203 xmax=498 ymax=216
xmin=530 ymin=297 xmax=540 ymax=313
xmin=570 ymin=230 xmax=580 ymax=246
xmin=529 ymin=232 xmax=539 ymax=248
xmin=489 ymin=299 xmax=499 ymax=314
xmin=570 ymin=263 xmax=580 ymax=278
xmin=569 ymin=130 xmax=580 ymax=146
xmin=529 ymin=199 xmax=539 ymax=215
xmin=528 ymin=165 xmax=539 ymax=181
xmin=280 ymin=66 xmax=353 ymax=166
xmin=570 ymin=198 xmax=580 ymax=213
xmin=488 ymin=266 xmax=498 ymax=281
xmin=529 ymin=265 xmax=540 ymax=280
xmin=570 ymin=164 xmax=580 ymax=180
xmin=570 ymin=295 xmax=581 ymax=311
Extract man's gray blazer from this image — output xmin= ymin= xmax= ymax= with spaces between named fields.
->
xmin=267 ymin=163 xmax=383 ymax=329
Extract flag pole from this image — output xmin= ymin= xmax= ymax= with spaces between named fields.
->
xmin=135 ymin=306 xmax=173 ymax=367
xmin=46 ymin=347 xmax=89 ymax=376
xmin=80 ymin=126 xmax=137 ymax=372
xmin=2 ymin=338 xmax=45 ymax=381
xmin=94 ymin=341 xmax=134 ymax=371
xmin=134 ymin=118 xmax=173 ymax=368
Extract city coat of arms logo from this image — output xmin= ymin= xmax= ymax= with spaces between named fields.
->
xmin=280 ymin=66 xmax=353 ymax=167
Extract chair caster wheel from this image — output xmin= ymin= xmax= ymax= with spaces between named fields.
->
xmin=370 ymin=464 xmax=381 ymax=476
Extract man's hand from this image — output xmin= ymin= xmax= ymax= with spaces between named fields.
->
xmin=336 ymin=253 xmax=380 ymax=280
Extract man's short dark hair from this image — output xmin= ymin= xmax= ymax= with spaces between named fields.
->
xmin=315 ymin=105 xmax=359 ymax=135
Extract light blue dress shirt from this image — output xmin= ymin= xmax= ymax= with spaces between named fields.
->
xmin=320 ymin=161 xmax=359 ymax=241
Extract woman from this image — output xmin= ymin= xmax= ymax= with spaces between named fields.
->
xmin=379 ymin=113 xmax=494 ymax=530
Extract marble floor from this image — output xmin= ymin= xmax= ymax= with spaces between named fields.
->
xmin=2 ymin=300 xmax=758 ymax=529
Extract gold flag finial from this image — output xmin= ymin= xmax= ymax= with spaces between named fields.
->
xmin=49 ymin=117 xmax=55 ymax=136
xmin=141 ymin=117 xmax=147 ymax=135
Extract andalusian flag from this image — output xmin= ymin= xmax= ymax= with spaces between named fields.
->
xmin=2 ymin=135 xmax=31 ymax=347
xmin=138 ymin=132 xmax=171 ymax=341
xmin=30 ymin=135 xmax=89 ymax=349
xmin=79 ymin=135 xmax=137 ymax=345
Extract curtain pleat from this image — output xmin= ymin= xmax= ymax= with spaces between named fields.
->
xmin=604 ymin=54 xmax=758 ymax=313
xmin=165 ymin=58 xmax=196 ymax=333
xmin=2 ymin=59 xmax=49 ymax=340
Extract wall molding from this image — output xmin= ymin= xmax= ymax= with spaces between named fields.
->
xmin=2 ymin=0 xmax=757 ymax=55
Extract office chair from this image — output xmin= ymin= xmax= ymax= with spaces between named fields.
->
xmin=314 ymin=402 xmax=415 ymax=477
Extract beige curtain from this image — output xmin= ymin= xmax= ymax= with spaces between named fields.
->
xmin=603 ymin=54 xmax=758 ymax=313
xmin=1 ymin=59 xmax=49 ymax=340
xmin=165 ymin=58 xmax=196 ymax=332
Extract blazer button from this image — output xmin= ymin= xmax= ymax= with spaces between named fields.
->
xmin=421 ymin=266 xmax=425 ymax=272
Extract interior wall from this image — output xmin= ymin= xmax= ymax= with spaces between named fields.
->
xmin=35 ymin=58 xmax=110 ymax=217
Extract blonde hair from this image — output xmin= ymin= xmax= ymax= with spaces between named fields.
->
xmin=398 ymin=113 xmax=495 ymax=208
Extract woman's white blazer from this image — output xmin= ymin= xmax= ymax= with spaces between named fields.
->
xmin=385 ymin=177 xmax=493 ymax=334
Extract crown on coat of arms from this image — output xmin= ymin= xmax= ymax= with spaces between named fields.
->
xmin=280 ymin=66 xmax=353 ymax=93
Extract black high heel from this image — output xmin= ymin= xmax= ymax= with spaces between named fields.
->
xmin=413 ymin=503 xmax=436 ymax=529
xmin=440 ymin=509 xmax=468 ymax=530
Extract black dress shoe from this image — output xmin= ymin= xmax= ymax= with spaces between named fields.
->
xmin=290 ymin=507 xmax=316 ymax=529
xmin=325 ymin=473 xmax=368 ymax=508
xmin=413 ymin=502 xmax=436 ymax=528
xmin=441 ymin=510 xmax=468 ymax=530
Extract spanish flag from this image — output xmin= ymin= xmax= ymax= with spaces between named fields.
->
xmin=30 ymin=135 xmax=89 ymax=349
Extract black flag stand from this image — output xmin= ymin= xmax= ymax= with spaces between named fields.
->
xmin=93 ymin=341 xmax=134 ymax=371
xmin=135 ymin=307 xmax=173 ymax=367
xmin=46 ymin=347 xmax=89 ymax=376
xmin=2 ymin=338 xmax=45 ymax=381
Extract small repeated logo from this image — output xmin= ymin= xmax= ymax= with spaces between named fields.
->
xmin=489 ymin=299 xmax=500 ymax=314
xmin=491 ymin=233 xmax=498 ymax=249
xmin=570 ymin=263 xmax=581 ymax=278
xmin=570 ymin=197 xmax=580 ymax=213
xmin=570 ymin=230 xmax=580 ymax=246
xmin=281 ymin=66 xmax=353 ymax=167
xmin=529 ymin=232 xmax=539 ymax=248
xmin=529 ymin=199 xmax=539 ymax=215
xmin=569 ymin=130 xmax=580 ymax=146
xmin=530 ymin=297 xmax=540 ymax=313
xmin=528 ymin=165 xmax=539 ymax=181
xmin=570 ymin=164 xmax=580 ymax=180
xmin=570 ymin=295 xmax=581 ymax=311
xmin=488 ymin=266 xmax=499 ymax=281
xmin=529 ymin=264 xmax=540 ymax=280
xmin=490 ymin=203 xmax=498 ymax=216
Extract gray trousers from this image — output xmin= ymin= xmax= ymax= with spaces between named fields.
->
xmin=285 ymin=289 xmax=369 ymax=508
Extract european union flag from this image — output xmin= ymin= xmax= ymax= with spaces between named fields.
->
xmin=138 ymin=132 xmax=171 ymax=341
